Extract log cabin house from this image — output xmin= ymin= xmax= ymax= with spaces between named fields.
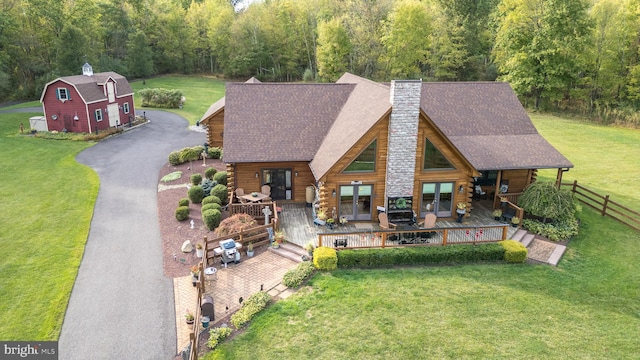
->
xmin=199 ymin=73 xmax=572 ymax=223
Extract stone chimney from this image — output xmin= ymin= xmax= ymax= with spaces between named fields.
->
xmin=385 ymin=80 xmax=422 ymax=203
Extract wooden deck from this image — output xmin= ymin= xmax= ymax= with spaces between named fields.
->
xmin=278 ymin=201 xmax=518 ymax=248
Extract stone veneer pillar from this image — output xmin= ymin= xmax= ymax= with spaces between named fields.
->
xmin=385 ymin=80 xmax=422 ymax=202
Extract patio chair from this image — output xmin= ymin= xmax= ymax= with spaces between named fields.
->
xmin=260 ymin=185 xmax=272 ymax=202
xmin=474 ymin=185 xmax=487 ymax=200
xmin=235 ymin=188 xmax=248 ymax=204
xmin=378 ymin=213 xmax=397 ymax=230
xmin=417 ymin=213 xmax=437 ymax=240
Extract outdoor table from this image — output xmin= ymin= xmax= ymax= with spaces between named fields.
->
xmin=240 ymin=192 xmax=269 ymax=203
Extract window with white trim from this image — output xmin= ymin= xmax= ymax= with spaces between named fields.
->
xmin=123 ymin=102 xmax=130 ymax=114
xmin=95 ymin=109 xmax=103 ymax=122
xmin=57 ymin=88 xmax=70 ymax=101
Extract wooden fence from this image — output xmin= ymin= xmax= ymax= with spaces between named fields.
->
xmin=185 ymin=262 xmax=205 ymax=360
xmin=229 ymin=201 xmax=279 ymax=225
xmin=203 ymin=222 xmax=275 ymax=267
xmin=562 ymin=180 xmax=640 ymax=231
xmin=318 ymin=224 xmax=510 ymax=249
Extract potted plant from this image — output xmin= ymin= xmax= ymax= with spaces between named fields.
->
xmin=326 ymin=217 xmax=335 ymax=230
xmin=304 ymin=242 xmax=315 ymax=257
xmin=246 ymin=242 xmax=255 ymax=257
xmin=511 ymin=216 xmax=520 ymax=228
xmin=492 ymin=209 xmax=502 ymax=221
xmin=316 ymin=209 xmax=327 ymax=221
xmin=185 ymin=309 xmax=195 ymax=324
xmin=339 ymin=216 xmax=348 ymax=225
xmin=195 ymin=243 xmax=204 ymax=258
xmin=190 ymin=265 xmax=200 ymax=287
xmin=274 ymin=230 xmax=285 ymax=244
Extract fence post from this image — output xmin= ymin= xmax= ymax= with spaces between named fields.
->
xmin=442 ymin=229 xmax=448 ymax=246
xmin=318 ymin=234 xmax=323 ymax=247
xmin=381 ymin=232 xmax=386 ymax=248
xmin=572 ymin=180 xmax=577 ymax=193
xmin=602 ymin=195 xmax=609 ymax=216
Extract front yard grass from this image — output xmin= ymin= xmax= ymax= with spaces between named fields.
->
xmin=208 ymin=209 xmax=639 ymax=359
xmin=0 ymin=113 xmax=98 ymax=340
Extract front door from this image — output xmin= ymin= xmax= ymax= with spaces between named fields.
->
xmin=262 ymin=169 xmax=292 ymax=200
xmin=107 ymin=103 xmax=120 ymax=127
xmin=420 ymin=182 xmax=453 ymax=218
xmin=339 ymin=184 xmax=373 ymax=221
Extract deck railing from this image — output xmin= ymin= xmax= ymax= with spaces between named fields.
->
xmin=203 ymin=223 xmax=275 ymax=267
xmin=562 ymin=180 xmax=640 ymax=231
xmin=317 ymin=224 xmax=510 ymax=249
xmin=229 ymin=201 xmax=279 ymax=228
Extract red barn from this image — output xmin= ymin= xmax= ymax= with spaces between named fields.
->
xmin=40 ymin=63 xmax=135 ymax=133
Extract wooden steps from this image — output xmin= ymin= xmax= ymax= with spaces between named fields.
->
xmin=268 ymin=242 xmax=307 ymax=263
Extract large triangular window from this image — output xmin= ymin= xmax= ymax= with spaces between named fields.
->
xmin=344 ymin=139 xmax=376 ymax=172
xmin=423 ymin=138 xmax=454 ymax=170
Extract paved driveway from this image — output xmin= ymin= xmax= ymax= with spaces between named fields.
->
xmin=59 ymin=111 xmax=205 ymax=359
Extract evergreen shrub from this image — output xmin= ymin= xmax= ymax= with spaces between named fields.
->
xmin=208 ymin=147 xmax=222 ymax=159
xmin=213 ymin=171 xmax=227 ymax=186
xmin=230 ymin=291 xmax=271 ymax=329
xmin=201 ymin=203 xmax=222 ymax=213
xmin=190 ymin=173 xmax=202 ymax=185
xmin=282 ymin=261 xmax=315 ymax=288
xmin=168 ymin=151 xmax=182 ymax=165
xmin=313 ymin=247 xmax=338 ymax=270
xmin=188 ymin=185 xmax=205 ymax=204
xmin=499 ymin=240 xmax=528 ymax=263
xmin=178 ymin=198 xmax=189 ymax=207
xmin=175 ymin=206 xmax=189 ymax=221
xmin=210 ymin=184 xmax=228 ymax=203
xmin=207 ymin=327 xmax=232 ymax=350
xmin=202 ymin=195 xmax=222 ymax=206
xmin=203 ymin=209 xmax=222 ymax=230
xmin=204 ymin=167 xmax=217 ymax=179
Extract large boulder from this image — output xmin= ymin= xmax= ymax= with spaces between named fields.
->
xmin=181 ymin=240 xmax=193 ymax=253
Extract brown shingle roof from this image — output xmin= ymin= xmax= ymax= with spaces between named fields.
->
xmin=421 ymin=82 xmax=573 ymax=169
xmin=309 ymin=73 xmax=391 ymax=179
xmin=200 ymin=77 xmax=261 ymax=124
xmin=223 ymin=82 xmax=355 ymax=163
xmin=43 ymin=72 xmax=133 ymax=104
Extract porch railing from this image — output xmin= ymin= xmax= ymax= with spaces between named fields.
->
xmin=203 ymin=223 xmax=275 ymax=267
xmin=317 ymin=224 xmax=510 ymax=249
xmin=229 ymin=201 xmax=279 ymax=228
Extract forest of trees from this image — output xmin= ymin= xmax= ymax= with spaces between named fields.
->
xmin=2 ymin=0 xmax=640 ymax=124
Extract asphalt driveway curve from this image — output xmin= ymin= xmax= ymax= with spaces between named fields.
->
xmin=59 ymin=110 xmax=206 ymax=359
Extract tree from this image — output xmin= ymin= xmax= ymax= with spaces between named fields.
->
xmin=380 ymin=0 xmax=431 ymax=79
xmin=492 ymin=0 xmax=593 ymax=110
xmin=125 ymin=30 xmax=154 ymax=79
xmin=57 ymin=25 xmax=89 ymax=76
xmin=316 ymin=18 xmax=351 ymax=82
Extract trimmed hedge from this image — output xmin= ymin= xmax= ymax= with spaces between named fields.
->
xmin=207 ymin=326 xmax=232 ymax=350
xmin=178 ymin=198 xmax=190 ymax=207
xmin=210 ymin=184 xmax=228 ymax=204
xmin=175 ymin=206 xmax=189 ymax=221
xmin=313 ymin=246 xmax=338 ymax=270
xmin=201 ymin=203 xmax=222 ymax=213
xmin=213 ymin=171 xmax=227 ymax=186
xmin=336 ymin=243 xmax=505 ymax=268
xmin=230 ymin=291 xmax=271 ymax=329
xmin=202 ymin=195 xmax=222 ymax=206
xmin=190 ymin=173 xmax=202 ymax=186
xmin=282 ymin=261 xmax=315 ymax=288
xmin=499 ymin=240 xmax=528 ymax=263
xmin=208 ymin=147 xmax=222 ymax=159
xmin=188 ymin=185 xmax=205 ymax=204
xmin=204 ymin=167 xmax=217 ymax=179
xmin=203 ymin=209 xmax=222 ymax=231
xmin=168 ymin=151 xmax=182 ymax=166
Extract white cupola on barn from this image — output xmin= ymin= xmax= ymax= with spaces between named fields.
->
xmin=82 ymin=62 xmax=93 ymax=76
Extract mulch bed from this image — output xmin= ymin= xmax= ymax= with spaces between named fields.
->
xmin=158 ymin=159 xmax=229 ymax=278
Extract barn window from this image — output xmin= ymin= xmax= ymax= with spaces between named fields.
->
xmin=56 ymin=88 xmax=70 ymax=101
xmin=123 ymin=102 xmax=130 ymax=114
xmin=95 ymin=109 xmax=103 ymax=122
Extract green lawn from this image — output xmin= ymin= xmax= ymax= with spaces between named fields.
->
xmin=0 ymin=113 xmax=98 ymax=340
xmin=130 ymin=75 xmax=226 ymax=125
xmin=207 ymin=115 xmax=640 ymax=359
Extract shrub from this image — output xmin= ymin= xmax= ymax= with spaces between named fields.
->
xmin=210 ymin=184 xmax=228 ymax=204
xmin=204 ymin=167 xmax=217 ymax=179
xmin=208 ymin=147 xmax=222 ymax=159
xmin=178 ymin=198 xmax=190 ymax=207
xmin=180 ymin=147 xmax=201 ymax=165
xmin=202 ymin=195 xmax=222 ymax=206
xmin=522 ymin=218 xmax=580 ymax=241
xmin=213 ymin=171 xmax=227 ymax=186
xmin=207 ymin=326 xmax=232 ymax=350
xmin=203 ymin=209 xmax=222 ymax=230
xmin=282 ymin=261 xmax=316 ymax=288
xmin=336 ymin=244 xmax=505 ymax=268
xmin=138 ymin=88 xmax=184 ymax=108
xmin=190 ymin=173 xmax=202 ymax=186
xmin=201 ymin=178 xmax=216 ymax=197
xmin=175 ymin=206 xmax=189 ymax=221
xmin=230 ymin=291 xmax=271 ymax=329
xmin=161 ymin=171 xmax=183 ymax=182
xmin=188 ymin=185 xmax=205 ymax=204
xmin=214 ymin=213 xmax=259 ymax=237
xmin=519 ymin=182 xmax=576 ymax=222
xmin=313 ymin=247 xmax=338 ymax=271
xmin=201 ymin=203 xmax=222 ymax=213
xmin=168 ymin=151 xmax=182 ymax=166
xmin=499 ymin=240 xmax=528 ymax=263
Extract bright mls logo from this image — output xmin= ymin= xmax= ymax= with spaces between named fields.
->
xmin=1 ymin=342 xmax=57 ymax=359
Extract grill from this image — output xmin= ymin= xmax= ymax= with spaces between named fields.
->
xmin=386 ymin=196 xmax=415 ymax=225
